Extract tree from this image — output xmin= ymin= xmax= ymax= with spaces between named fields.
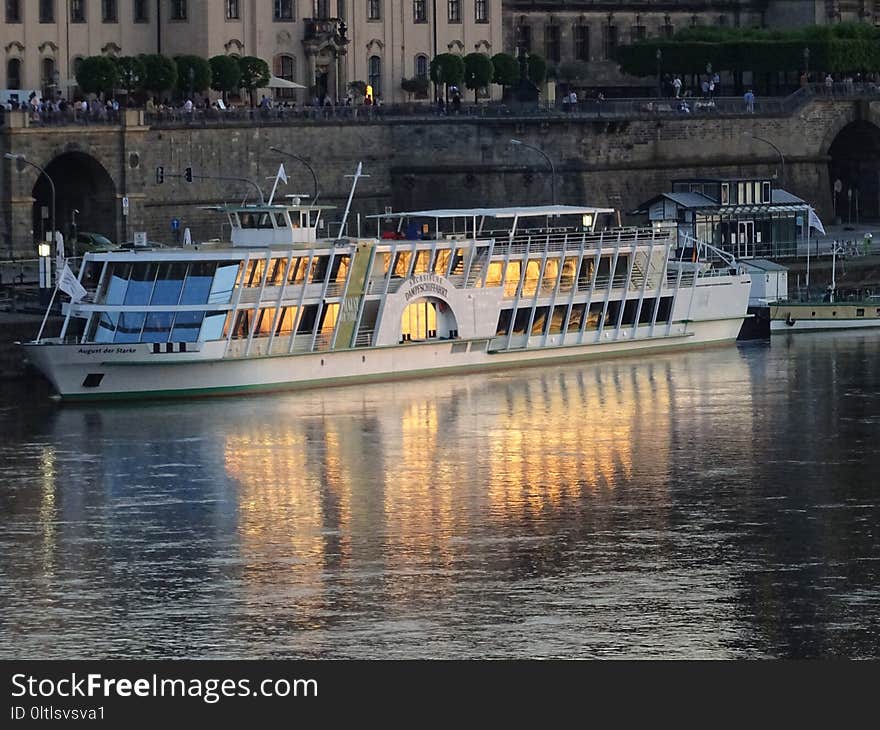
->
xmin=175 ymin=55 xmax=212 ymax=97
xmin=115 ymin=56 xmax=146 ymax=99
xmin=429 ymin=53 xmax=465 ymax=101
xmin=140 ymin=54 xmax=177 ymax=97
xmin=491 ymin=53 xmax=520 ymax=87
xmin=348 ymin=80 xmax=367 ymax=104
xmin=75 ymin=56 xmax=120 ymax=98
xmin=527 ymin=54 xmax=548 ymax=85
xmin=463 ymin=53 xmax=494 ymax=103
xmin=238 ymin=56 xmax=270 ymax=106
xmin=209 ymin=55 xmax=241 ymax=101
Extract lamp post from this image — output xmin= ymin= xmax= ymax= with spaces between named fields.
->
xmin=656 ymin=48 xmax=662 ymax=98
xmin=269 ymin=146 xmax=320 ymax=203
xmin=510 ymin=139 xmax=556 ymax=205
xmin=803 ymin=47 xmax=810 ymax=82
xmin=5 ymin=152 xmax=56 ymax=281
xmin=743 ymin=133 xmax=785 ymax=185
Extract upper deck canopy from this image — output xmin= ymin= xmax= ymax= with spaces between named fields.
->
xmin=367 ymin=205 xmax=615 ymax=220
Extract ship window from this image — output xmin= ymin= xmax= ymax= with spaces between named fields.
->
xmin=267 ymin=258 xmax=287 ymax=285
xmin=567 ymin=302 xmax=586 ymax=331
xmin=200 ymin=311 xmax=227 ymax=341
xmin=288 ymin=256 xmax=310 ymax=284
xmin=94 ymin=311 xmax=119 ymax=343
xmin=530 ymin=306 xmax=548 ymax=335
xmin=274 ymin=212 xmax=288 ymax=228
xmin=639 ymin=298 xmax=656 ymax=324
xmin=585 ymin=303 xmax=603 ymax=330
xmin=521 ymin=259 xmax=542 ymax=296
xmin=297 ymin=304 xmax=318 ymax=333
xmin=245 ymin=258 xmax=267 ymax=287
xmin=856 ymin=308 xmax=865 ymax=317
xmin=656 ymin=296 xmax=673 ymax=322
xmin=104 ymin=262 xmax=133 ymax=305
xmin=310 ymin=256 xmax=330 ymax=283
xmin=482 ymin=261 xmax=503 ymax=288
xmin=541 ymin=259 xmax=559 ymax=293
xmin=721 ymin=183 xmax=730 ymax=205
xmin=331 ymin=255 xmax=351 ymax=283
xmin=622 ymin=299 xmax=638 ymax=325
xmin=319 ymin=303 xmax=340 ymax=333
xmin=762 ymin=181 xmax=771 ymax=203
xmin=230 ymin=311 xmax=250 ymax=338
xmin=172 ymin=311 xmax=205 ymax=342
xmin=432 ymin=249 xmax=451 ymax=276
xmin=181 ymin=261 xmax=217 ymax=304
xmin=496 ymin=308 xmax=512 ymax=335
xmin=123 ymin=263 xmax=158 ymax=305
xmin=142 ymin=311 xmax=174 ymax=342
xmin=606 ymin=300 xmax=620 ymax=326
xmin=275 ymin=306 xmax=297 ymax=334
xmin=208 ymin=262 xmax=241 ymax=303
xmin=548 ymin=305 xmax=568 ymax=334
xmin=254 ymin=308 xmax=276 ymax=335
xmin=391 ymin=251 xmax=411 ymax=277
xmin=503 ymin=261 xmax=521 ymax=297
xmin=511 ymin=308 xmax=531 ymax=335
xmin=754 ymin=182 xmax=762 ymax=203
xmin=114 ymin=311 xmax=146 ymax=343
xmin=411 ymin=250 xmax=431 ymax=274
xmin=151 ymin=262 xmax=187 ymax=305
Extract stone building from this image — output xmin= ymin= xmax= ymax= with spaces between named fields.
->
xmin=0 ymin=0 xmax=503 ymax=104
xmin=502 ymin=1 xmax=880 ymax=95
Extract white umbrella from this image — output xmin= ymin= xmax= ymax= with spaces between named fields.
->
xmin=264 ymin=75 xmax=306 ymax=89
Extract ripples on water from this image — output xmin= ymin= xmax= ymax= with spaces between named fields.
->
xmin=0 ymin=332 xmax=878 ymax=659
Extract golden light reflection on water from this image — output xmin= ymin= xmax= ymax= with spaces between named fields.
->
xmin=38 ymin=447 xmax=57 ymax=575
xmin=219 ymin=353 xmax=751 ymax=608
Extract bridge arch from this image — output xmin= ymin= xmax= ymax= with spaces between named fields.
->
xmin=827 ymin=120 xmax=880 ymax=221
xmin=31 ymin=151 xmax=118 ymax=250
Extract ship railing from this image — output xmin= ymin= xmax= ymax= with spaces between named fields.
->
xmin=495 ymin=228 xmax=670 ymax=257
xmin=354 ymin=330 xmax=374 ymax=348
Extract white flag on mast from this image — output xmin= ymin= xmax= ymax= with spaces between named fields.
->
xmin=808 ymin=207 xmax=826 ymax=236
xmin=58 ymin=262 xmax=87 ymax=302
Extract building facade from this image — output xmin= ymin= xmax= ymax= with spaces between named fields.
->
xmin=0 ymin=0 xmax=503 ymax=103
xmin=502 ymin=1 xmax=880 ymax=94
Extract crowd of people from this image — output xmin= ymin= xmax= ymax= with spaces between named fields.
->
xmin=3 ymin=91 xmax=124 ymax=124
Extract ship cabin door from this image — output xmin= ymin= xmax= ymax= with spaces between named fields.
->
xmin=400 ymin=297 xmax=457 ymax=342
xmin=736 ymin=220 xmax=755 ymax=258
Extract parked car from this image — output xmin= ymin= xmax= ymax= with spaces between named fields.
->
xmin=75 ymin=232 xmax=117 ymax=252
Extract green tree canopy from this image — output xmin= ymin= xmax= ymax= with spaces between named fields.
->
xmin=491 ymin=53 xmax=520 ymax=86
xmin=238 ymin=56 xmax=271 ymax=106
xmin=527 ymin=54 xmax=547 ymax=85
xmin=75 ymin=56 xmax=120 ymax=97
xmin=115 ymin=56 xmax=146 ymax=97
xmin=175 ymin=55 xmax=212 ymax=96
xmin=617 ymin=23 xmax=880 ymax=77
xmin=401 ymin=77 xmax=429 ymax=99
xmin=140 ymin=54 xmax=178 ymax=95
xmin=430 ymin=53 xmax=465 ymax=99
xmin=209 ymin=55 xmax=242 ymax=97
xmin=463 ymin=53 xmax=494 ymax=103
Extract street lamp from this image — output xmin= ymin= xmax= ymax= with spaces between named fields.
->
xmin=510 ymin=139 xmax=557 ymax=205
xmin=656 ymin=48 xmax=662 ymax=98
xmin=743 ymin=132 xmax=785 ymax=185
xmin=269 ymin=147 xmax=320 ymax=203
xmin=5 ymin=152 xmax=56 ymax=278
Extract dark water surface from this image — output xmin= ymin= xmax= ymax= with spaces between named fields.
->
xmin=1 ymin=332 xmax=879 ymax=659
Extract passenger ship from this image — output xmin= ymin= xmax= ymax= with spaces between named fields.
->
xmin=23 ymin=174 xmax=752 ymax=400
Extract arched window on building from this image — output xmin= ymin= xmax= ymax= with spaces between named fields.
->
xmin=415 ymin=55 xmax=428 ymax=81
xmin=368 ymin=55 xmax=381 ymax=99
xmin=42 ymin=57 xmax=57 ymax=98
xmin=273 ymin=54 xmax=296 ymax=99
xmin=7 ymin=58 xmax=22 ymax=90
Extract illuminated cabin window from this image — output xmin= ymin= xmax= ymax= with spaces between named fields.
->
xmin=288 ymin=256 xmax=311 ymax=284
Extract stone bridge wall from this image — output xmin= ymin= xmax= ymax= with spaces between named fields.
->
xmin=3 ymin=98 xmax=880 ymax=258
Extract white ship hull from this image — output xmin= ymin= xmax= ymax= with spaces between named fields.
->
xmin=769 ymin=301 xmax=880 ymax=333
xmin=24 ymin=304 xmax=748 ymax=401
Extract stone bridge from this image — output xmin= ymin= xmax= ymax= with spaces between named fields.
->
xmin=2 ymin=96 xmax=880 ymax=258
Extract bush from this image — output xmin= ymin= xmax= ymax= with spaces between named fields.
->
xmin=463 ymin=53 xmax=494 ymax=102
xmin=115 ymin=56 xmax=146 ymax=97
xmin=401 ymin=77 xmax=429 ymax=99
xmin=527 ymin=54 xmax=547 ymax=85
xmin=430 ymin=54 xmax=465 ymax=98
xmin=75 ymin=56 xmax=120 ymax=97
xmin=238 ymin=56 xmax=270 ymax=106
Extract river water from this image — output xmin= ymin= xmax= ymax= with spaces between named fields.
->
xmin=1 ymin=332 xmax=878 ymax=659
